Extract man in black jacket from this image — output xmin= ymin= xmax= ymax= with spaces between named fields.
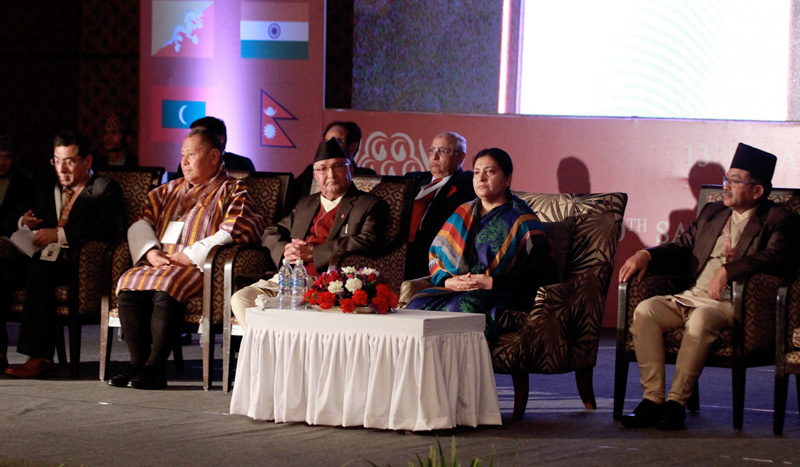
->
xmin=2 ymin=131 xmax=123 ymax=377
xmin=618 ymin=143 xmax=800 ymax=430
xmin=404 ymin=132 xmax=475 ymax=280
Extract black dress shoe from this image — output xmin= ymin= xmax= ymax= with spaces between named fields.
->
xmin=621 ymin=399 xmax=662 ymax=428
xmin=108 ymin=366 xmax=140 ymax=387
xmin=657 ymin=400 xmax=686 ymax=430
xmin=127 ymin=366 xmax=167 ymax=390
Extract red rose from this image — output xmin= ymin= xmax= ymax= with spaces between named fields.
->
xmin=340 ymin=298 xmax=356 ymax=313
xmin=317 ymin=291 xmax=337 ymax=309
xmin=447 ymin=186 xmax=458 ymax=197
xmin=352 ymin=289 xmax=368 ymax=306
xmin=371 ymin=296 xmax=389 ymax=314
xmin=303 ymin=289 xmax=317 ymax=305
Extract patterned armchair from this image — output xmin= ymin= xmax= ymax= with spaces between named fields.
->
xmin=99 ymin=171 xmax=292 ymax=390
xmin=399 ymin=192 xmax=628 ymax=420
xmin=614 ymin=185 xmax=800 ymax=430
xmin=774 ymin=267 xmax=800 ymax=434
xmin=2 ymin=167 xmax=163 ymax=379
xmin=220 ymin=175 xmax=415 ymax=392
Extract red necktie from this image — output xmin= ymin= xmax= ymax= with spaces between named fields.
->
xmin=408 ymin=179 xmax=441 ymax=242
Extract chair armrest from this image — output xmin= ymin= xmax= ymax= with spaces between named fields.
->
xmin=616 ymin=271 xmax=684 ymax=353
xmin=734 ymin=272 xmax=784 ymax=357
xmin=226 ymin=244 xmax=275 ymax=291
xmin=71 ymin=240 xmax=112 ymax=315
xmin=399 ymin=276 xmax=433 ymax=308
xmin=107 ymin=240 xmax=133 ymax=311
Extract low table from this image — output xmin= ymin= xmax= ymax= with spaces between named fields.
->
xmin=229 ymin=307 xmax=502 ymax=431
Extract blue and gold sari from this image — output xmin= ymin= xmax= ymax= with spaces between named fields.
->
xmin=407 ymin=196 xmax=552 ymax=341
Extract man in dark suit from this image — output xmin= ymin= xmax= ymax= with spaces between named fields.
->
xmin=231 ymin=138 xmax=389 ymax=329
xmin=2 ymin=131 xmax=123 ymax=377
xmin=0 ymin=133 xmax=34 ymax=237
xmin=404 ymin=132 xmax=475 ymax=280
xmin=618 ymin=143 xmax=800 ymax=430
xmin=172 ymin=116 xmax=255 ymax=179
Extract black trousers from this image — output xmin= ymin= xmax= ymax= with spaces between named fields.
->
xmin=0 ymin=250 xmax=30 ymax=356
xmin=15 ymin=257 xmax=69 ymax=359
xmin=117 ymin=290 xmax=185 ymax=371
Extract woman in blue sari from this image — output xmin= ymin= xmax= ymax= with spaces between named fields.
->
xmin=407 ymin=148 xmax=556 ymax=341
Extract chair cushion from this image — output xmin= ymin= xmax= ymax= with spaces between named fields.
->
xmin=544 ymin=218 xmax=574 ymax=282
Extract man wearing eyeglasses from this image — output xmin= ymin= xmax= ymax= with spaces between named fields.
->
xmin=404 ymin=132 xmax=475 ymax=280
xmin=618 ymin=143 xmax=800 ymax=430
xmin=2 ymin=130 xmax=123 ymax=378
xmin=230 ymin=138 xmax=389 ymax=329
xmin=291 ymin=121 xmax=377 ymax=203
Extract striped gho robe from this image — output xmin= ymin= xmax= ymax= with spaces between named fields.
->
xmin=117 ymin=165 xmax=265 ymax=302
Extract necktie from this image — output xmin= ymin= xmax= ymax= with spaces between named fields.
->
xmin=408 ymin=179 xmax=441 ymax=242
xmin=58 ymin=187 xmax=74 ymax=227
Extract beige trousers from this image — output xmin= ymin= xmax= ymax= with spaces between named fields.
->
xmin=230 ymin=285 xmax=276 ymax=331
xmin=630 ymin=295 xmax=733 ymax=404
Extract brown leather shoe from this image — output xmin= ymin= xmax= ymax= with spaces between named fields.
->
xmin=5 ymin=358 xmax=56 ymax=379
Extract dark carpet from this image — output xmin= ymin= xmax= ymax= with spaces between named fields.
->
xmin=1 ymin=325 xmax=798 ymax=466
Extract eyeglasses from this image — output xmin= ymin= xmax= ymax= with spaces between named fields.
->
xmin=722 ymin=176 xmax=759 ymax=187
xmin=313 ymin=162 xmax=350 ymax=174
xmin=51 ymin=157 xmax=80 ymax=169
xmin=426 ymin=147 xmax=461 ymax=157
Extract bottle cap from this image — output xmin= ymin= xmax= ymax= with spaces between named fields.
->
xmin=283 ymin=258 xmax=291 ymax=265
xmin=296 ymin=259 xmax=304 ymax=266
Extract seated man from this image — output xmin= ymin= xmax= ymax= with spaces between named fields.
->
xmin=108 ymin=128 xmax=264 ymax=389
xmin=0 ymin=132 xmax=34 ymax=237
xmin=3 ymin=130 xmax=123 ymax=377
xmin=618 ymin=143 xmax=800 ymax=430
xmin=171 ymin=116 xmax=255 ymax=179
xmin=291 ymin=121 xmax=377 ymax=203
xmin=231 ymin=138 xmax=389 ymax=329
xmin=93 ymin=110 xmax=138 ymax=167
xmin=404 ymin=132 xmax=475 ymax=280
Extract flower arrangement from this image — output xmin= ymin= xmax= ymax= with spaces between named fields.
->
xmin=303 ymin=266 xmax=399 ymax=314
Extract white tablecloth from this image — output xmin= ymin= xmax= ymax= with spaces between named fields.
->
xmin=229 ymin=308 xmax=502 ymax=431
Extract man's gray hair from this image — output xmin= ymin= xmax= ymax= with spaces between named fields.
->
xmin=438 ymin=132 xmax=467 ymax=154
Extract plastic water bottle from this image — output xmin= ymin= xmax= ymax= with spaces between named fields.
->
xmin=277 ymin=258 xmax=293 ymax=309
xmin=291 ymin=259 xmax=308 ymax=310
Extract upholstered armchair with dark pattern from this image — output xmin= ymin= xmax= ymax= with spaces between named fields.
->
xmin=399 ymin=191 xmax=628 ymax=420
xmin=774 ymin=259 xmax=800 ymax=434
xmin=99 ymin=171 xmax=292 ymax=390
xmin=220 ymin=175 xmax=414 ymax=392
xmin=614 ymin=186 xmax=800 ymax=430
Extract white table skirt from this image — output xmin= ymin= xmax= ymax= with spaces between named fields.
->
xmin=229 ymin=308 xmax=502 ymax=431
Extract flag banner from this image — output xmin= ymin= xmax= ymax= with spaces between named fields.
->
xmin=162 ymin=100 xmax=207 ymax=129
xmin=149 ymin=86 xmax=217 ymax=142
xmin=241 ymin=2 xmax=308 ymax=59
xmin=261 ymin=90 xmax=296 ymax=147
xmin=152 ymin=1 xmax=214 ymax=58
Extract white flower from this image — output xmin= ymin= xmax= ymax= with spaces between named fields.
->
xmin=345 ymin=277 xmax=363 ymax=292
xmin=327 ymin=280 xmax=344 ymax=294
xmin=360 ymin=267 xmax=377 ymax=276
xmin=341 ymin=266 xmax=357 ymax=275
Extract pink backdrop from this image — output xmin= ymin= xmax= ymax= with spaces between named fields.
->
xmin=324 ymin=109 xmax=800 ymax=326
xmin=138 ymin=0 xmax=800 ymax=327
xmin=139 ymin=0 xmax=325 ymax=173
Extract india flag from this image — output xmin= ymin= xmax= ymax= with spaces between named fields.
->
xmin=241 ymin=2 xmax=308 ymax=60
